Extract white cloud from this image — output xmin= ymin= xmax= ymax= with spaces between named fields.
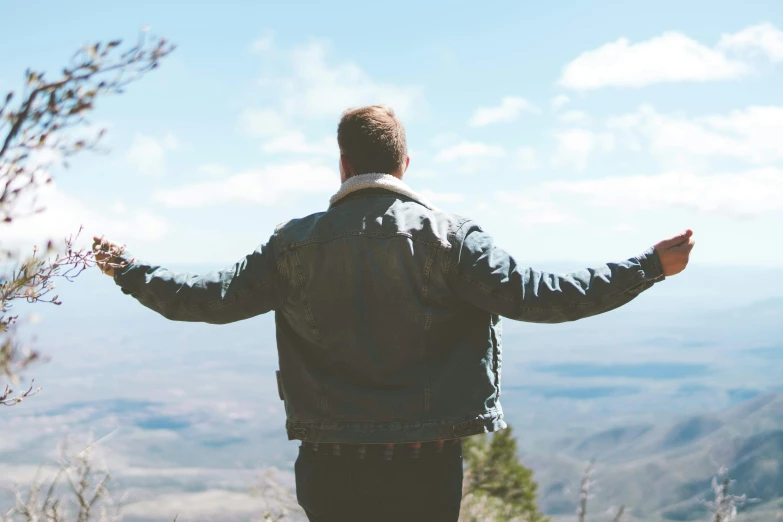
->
xmin=198 ymin=164 xmax=232 ymax=178
xmin=559 ymin=31 xmax=749 ymax=90
xmin=406 ymin=168 xmax=439 ymax=179
xmin=497 ymin=192 xmax=578 ymax=225
xmin=4 ymin=184 xmax=168 ymax=246
xmin=126 ymin=132 xmax=179 ymax=176
xmin=552 ymin=129 xmax=614 ymax=171
xmin=250 ymin=31 xmax=274 ymax=53
xmin=434 ymin=141 xmax=505 ymax=163
xmin=162 ymin=132 xmax=180 ymax=150
xmin=484 ymin=166 xmax=783 ymax=232
xmin=241 ymin=40 xmax=421 ymax=158
xmin=281 ymin=40 xmax=422 ymax=120
xmin=550 ymin=95 xmax=571 ymax=110
xmin=718 ymin=22 xmax=783 ymax=62
xmin=468 ymin=97 xmax=538 ymax=127
xmin=261 ymin=131 xmax=336 ymax=157
xmin=241 ymin=108 xmax=336 ymax=158
xmin=241 ymin=108 xmax=291 ymax=138
xmin=607 ymin=104 xmax=783 ymax=164
xmin=558 ymin=110 xmax=590 ymax=124
xmin=419 ymin=189 xmax=465 ymax=204
xmin=545 ymin=168 xmax=783 ymax=217
xmin=154 ymin=163 xmax=338 ymax=208
xmin=514 ymin=147 xmax=538 ymax=171
xmin=430 ymin=132 xmax=461 ymax=147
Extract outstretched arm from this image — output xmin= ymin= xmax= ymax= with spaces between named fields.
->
xmin=93 ymin=236 xmax=279 ymax=324
xmin=448 ymin=222 xmax=694 ymax=323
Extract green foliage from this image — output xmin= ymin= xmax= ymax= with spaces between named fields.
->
xmin=462 ymin=426 xmax=550 ymax=522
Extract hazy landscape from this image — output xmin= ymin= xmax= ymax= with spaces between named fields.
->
xmin=2 ymin=0 xmax=783 ymax=520
xmin=2 ymin=261 xmax=781 ymax=521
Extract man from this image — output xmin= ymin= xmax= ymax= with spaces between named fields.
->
xmin=94 ymin=105 xmax=695 ymax=522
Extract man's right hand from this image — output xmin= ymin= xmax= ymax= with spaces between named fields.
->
xmin=653 ymin=229 xmax=695 ymax=277
xmin=92 ymin=236 xmax=132 ymax=278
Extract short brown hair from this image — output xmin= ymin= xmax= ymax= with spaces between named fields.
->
xmin=337 ymin=105 xmax=407 ymax=175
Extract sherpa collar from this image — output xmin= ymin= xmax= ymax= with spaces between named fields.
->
xmin=328 ymin=173 xmax=434 ymax=209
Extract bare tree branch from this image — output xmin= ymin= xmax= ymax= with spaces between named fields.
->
xmin=0 ymin=30 xmax=175 ymax=407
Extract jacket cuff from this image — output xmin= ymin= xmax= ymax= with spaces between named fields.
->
xmin=112 ymin=251 xmax=140 ymax=295
xmin=635 ymin=246 xmax=665 ymax=282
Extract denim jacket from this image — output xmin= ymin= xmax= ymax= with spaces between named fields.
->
xmin=113 ymin=174 xmax=665 ymax=444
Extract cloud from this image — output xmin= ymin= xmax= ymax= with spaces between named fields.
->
xmin=607 ymin=104 xmax=783 ymax=164
xmin=260 ymin=131 xmax=337 ymax=157
xmin=283 ymin=41 xmax=422 ymax=120
xmin=126 ymin=132 xmax=180 ymax=176
xmin=559 ymin=31 xmax=749 ymax=90
xmin=550 ymin=95 xmax=571 ymax=110
xmin=4 ymin=184 xmax=169 ymax=246
xmin=430 ymin=132 xmax=461 ymax=148
xmin=551 ymin=129 xmax=614 ymax=171
xmin=490 ymin=165 xmax=783 ymax=226
xmin=718 ymin=22 xmax=783 ymax=62
xmin=430 ymin=142 xmax=535 ymax=175
xmin=241 ymin=108 xmax=336 ymax=157
xmin=497 ymin=192 xmax=578 ymax=225
xmin=240 ymin=108 xmax=291 ymax=138
xmin=558 ymin=110 xmax=590 ymax=125
xmin=434 ymin=141 xmax=506 ymax=163
xmin=250 ymin=31 xmax=274 ymax=53
xmin=197 ymin=164 xmax=232 ymax=178
xmin=545 ymin=168 xmax=783 ymax=217
xmin=514 ymin=147 xmax=538 ymax=171
xmin=468 ymin=97 xmax=538 ymax=127
xmin=241 ymin=39 xmax=421 ymax=158
xmin=419 ymin=189 xmax=465 ymax=204
xmin=153 ymin=163 xmax=338 ymax=208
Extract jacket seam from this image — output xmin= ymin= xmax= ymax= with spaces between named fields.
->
xmin=445 ymin=217 xmax=479 ymax=288
xmin=420 ymin=246 xmax=437 ymax=414
xmin=292 ymin=249 xmax=323 ymax=341
xmin=279 ymin=231 xmax=451 ymax=251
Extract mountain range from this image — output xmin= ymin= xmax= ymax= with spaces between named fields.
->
xmin=529 ymin=393 xmax=783 ymax=521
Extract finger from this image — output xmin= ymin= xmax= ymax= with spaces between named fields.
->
xmin=670 ymin=237 xmax=696 ymax=254
xmin=661 ymin=230 xmax=693 ymax=250
xmin=669 ymin=229 xmax=693 ymax=246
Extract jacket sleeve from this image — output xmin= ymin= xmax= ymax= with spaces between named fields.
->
xmin=112 ymin=238 xmax=279 ymax=324
xmin=448 ymin=220 xmax=665 ymax=323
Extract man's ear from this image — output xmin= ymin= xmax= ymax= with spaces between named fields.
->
xmin=340 ymin=155 xmax=355 ymax=181
xmin=404 ymin=155 xmax=410 ymax=173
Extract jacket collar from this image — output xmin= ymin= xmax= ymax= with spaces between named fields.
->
xmin=329 ymin=173 xmax=435 ymax=210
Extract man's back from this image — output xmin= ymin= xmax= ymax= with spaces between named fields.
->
xmin=273 ymin=183 xmax=503 ymax=443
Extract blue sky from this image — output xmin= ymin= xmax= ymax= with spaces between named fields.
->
xmin=3 ymin=0 xmax=783 ymax=268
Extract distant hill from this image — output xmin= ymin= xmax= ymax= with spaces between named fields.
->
xmin=532 ymin=393 xmax=783 ymax=521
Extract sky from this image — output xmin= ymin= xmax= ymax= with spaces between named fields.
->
xmin=2 ymin=0 xmax=783 ymax=268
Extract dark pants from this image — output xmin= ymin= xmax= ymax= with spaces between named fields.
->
xmin=294 ymin=440 xmax=464 ymax=522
